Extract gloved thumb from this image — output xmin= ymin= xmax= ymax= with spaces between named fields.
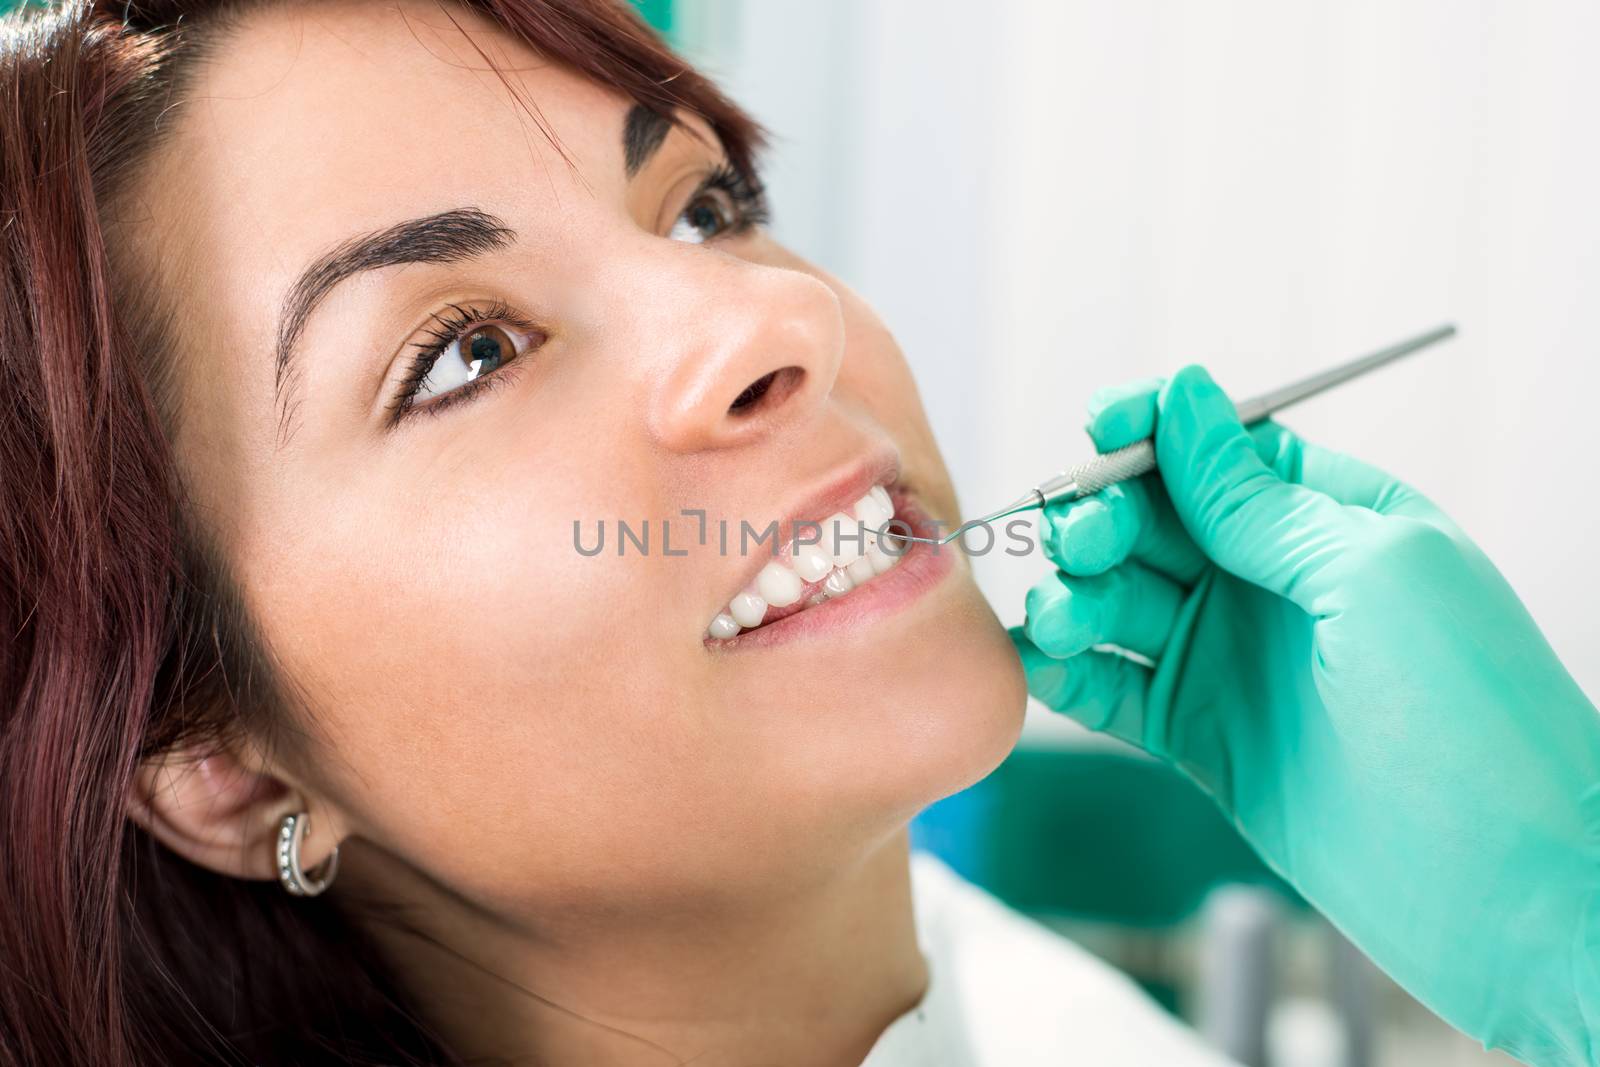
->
xmin=1155 ymin=365 xmax=1356 ymax=612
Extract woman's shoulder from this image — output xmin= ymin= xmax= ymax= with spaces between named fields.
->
xmin=864 ymin=850 xmax=1240 ymax=1067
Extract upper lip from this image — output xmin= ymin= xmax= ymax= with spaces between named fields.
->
xmin=713 ymin=445 xmax=902 ymax=615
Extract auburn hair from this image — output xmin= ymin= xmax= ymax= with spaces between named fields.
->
xmin=0 ymin=2 xmax=762 ymax=1063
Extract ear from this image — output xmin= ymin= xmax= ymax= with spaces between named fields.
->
xmin=127 ymin=738 xmax=345 ymax=882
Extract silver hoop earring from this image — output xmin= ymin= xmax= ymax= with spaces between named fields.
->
xmin=276 ymin=811 xmax=339 ymax=897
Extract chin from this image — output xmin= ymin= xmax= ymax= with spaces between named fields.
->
xmin=827 ymin=575 xmax=1029 ymax=828
xmin=912 ymin=583 xmax=1029 ymax=799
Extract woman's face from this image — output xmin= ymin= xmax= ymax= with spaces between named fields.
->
xmin=124 ymin=0 xmax=1025 ymax=913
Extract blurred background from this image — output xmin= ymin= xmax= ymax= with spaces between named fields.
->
xmin=640 ymin=2 xmax=1597 ymax=1065
xmin=1 ymin=0 xmax=1584 ymax=1062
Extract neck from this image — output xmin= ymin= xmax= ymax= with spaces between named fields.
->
xmin=351 ymin=828 xmax=927 ymax=1067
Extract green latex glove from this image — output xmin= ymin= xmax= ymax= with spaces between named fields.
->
xmin=1009 ymin=365 xmax=1600 ymax=1065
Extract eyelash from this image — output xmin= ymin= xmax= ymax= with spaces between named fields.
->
xmin=695 ymin=163 xmax=771 ymax=234
xmin=389 ymin=164 xmax=769 ymax=424
xmin=389 ymin=298 xmax=541 ymax=424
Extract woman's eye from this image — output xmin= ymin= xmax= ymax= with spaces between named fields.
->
xmin=414 ymin=324 xmax=523 ymax=404
xmin=390 ymin=301 xmax=546 ymax=424
xmin=664 ymin=165 xmax=768 ymax=247
xmin=669 ymin=192 xmax=734 ymax=245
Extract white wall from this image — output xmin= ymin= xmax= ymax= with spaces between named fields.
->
xmin=677 ymin=0 xmax=1600 ymax=702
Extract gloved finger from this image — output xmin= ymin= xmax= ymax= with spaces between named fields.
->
xmin=1247 ymin=420 xmax=1450 ymax=526
xmin=1041 ymin=483 xmax=1137 ymax=577
xmin=1092 ymin=380 xmax=1428 ymax=517
xmin=1009 ymin=627 xmax=1153 ymax=746
xmin=1022 ymin=560 xmax=1184 ymax=660
xmin=1074 ymin=377 xmax=1211 ymax=582
xmin=1155 ymin=365 xmax=1360 ymax=612
xmin=1043 ymin=476 xmax=1209 ymax=584
xmin=1085 ymin=377 xmax=1165 ymax=451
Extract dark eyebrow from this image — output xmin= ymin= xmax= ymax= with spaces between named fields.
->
xmin=623 ymin=103 xmax=674 ymax=177
xmin=273 ymin=207 xmax=516 ymax=445
xmin=272 ymin=106 xmax=671 ymax=445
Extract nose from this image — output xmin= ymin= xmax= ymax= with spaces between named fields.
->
xmin=637 ymin=246 xmax=845 ymax=453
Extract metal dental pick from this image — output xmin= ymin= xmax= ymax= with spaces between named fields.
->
xmin=876 ymin=324 xmax=1457 ymax=547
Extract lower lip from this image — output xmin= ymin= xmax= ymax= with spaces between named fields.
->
xmin=703 ymin=488 xmax=957 ymax=652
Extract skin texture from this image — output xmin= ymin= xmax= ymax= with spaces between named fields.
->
xmin=120 ymin=1 xmax=1028 ymax=1063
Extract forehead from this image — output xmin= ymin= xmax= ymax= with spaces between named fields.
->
xmin=139 ymin=0 xmax=630 ymax=347
xmin=185 ymin=0 xmax=630 ymax=205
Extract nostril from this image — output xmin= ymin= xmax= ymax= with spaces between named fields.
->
xmin=728 ymin=371 xmax=777 ymax=413
xmin=727 ymin=366 xmax=803 ymax=416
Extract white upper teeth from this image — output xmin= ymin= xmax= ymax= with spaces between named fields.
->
xmin=729 ymin=591 xmax=767 ymax=629
xmin=792 ymin=542 xmax=833 ymax=583
xmin=706 ymin=486 xmax=906 ymax=640
xmin=854 ymin=492 xmax=890 ymax=527
xmin=824 ymin=511 xmax=864 ymax=567
xmin=756 ymin=561 xmax=803 ymax=607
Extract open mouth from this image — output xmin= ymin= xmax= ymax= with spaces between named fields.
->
xmin=705 ymin=482 xmax=910 ymax=641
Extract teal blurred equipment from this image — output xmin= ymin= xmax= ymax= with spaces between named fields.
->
xmin=912 ymin=745 xmax=1290 ymax=928
xmin=629 ymin=0 xmax=673 ymax=40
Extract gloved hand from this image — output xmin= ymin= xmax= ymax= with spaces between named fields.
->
xmin=1009 ymin=365 xmax=1600 ymax=1066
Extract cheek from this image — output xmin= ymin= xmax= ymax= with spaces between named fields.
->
xmin=238 ymin=452 xmax=751 ymax=905
xmin=833 ymin=290 xmax=963 ymax=524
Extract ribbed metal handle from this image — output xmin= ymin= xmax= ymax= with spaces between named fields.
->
xmin=1035 ymin=439 xmax=1157 ymax=505
xmin=1014 ymin=326 xmax=1455 ymax=518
